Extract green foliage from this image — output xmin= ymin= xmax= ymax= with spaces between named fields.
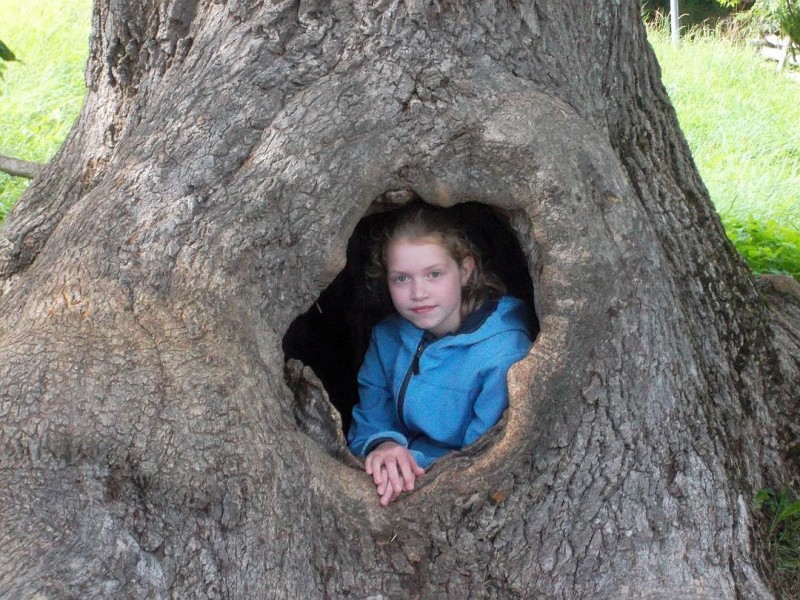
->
xmin=776 ymin=0 xmax=800 ymax=44
xmin=754 ymin=488 xmax=800 ymax=598
xmin=716 ymin=0 xmax=749 ymax=8
xmin=721 ymin=0 xmax=800 ymax=43
xmin=748 ymin=1 xmax=787 ymax=35
xmin=723 ymin=217 xmax=800 ymax=279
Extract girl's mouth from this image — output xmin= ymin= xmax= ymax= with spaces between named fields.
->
xmin=411 ymin=306 xmax=435 ymax=314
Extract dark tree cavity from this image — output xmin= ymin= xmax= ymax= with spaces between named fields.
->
xmin=1 ymin=1 xmax=798 ymax=598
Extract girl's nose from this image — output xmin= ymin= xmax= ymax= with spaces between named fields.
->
xmin=410 ymin=279 xmax=427 ymax=299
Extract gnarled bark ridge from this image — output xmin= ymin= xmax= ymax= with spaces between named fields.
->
xmin=1 ymin=1 xmax=797 ymax=597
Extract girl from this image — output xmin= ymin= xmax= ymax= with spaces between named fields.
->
xmin=348 ymin=203 xmax=533 ymax=506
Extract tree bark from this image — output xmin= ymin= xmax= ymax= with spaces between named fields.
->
xmin=0 ymin=1 xmax=797 ymax=598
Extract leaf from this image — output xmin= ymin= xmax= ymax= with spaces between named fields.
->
xmin=0 ymin=39 xmax=18 ymax=63
xmin=777 ymin=501 xmax=800 ymax=523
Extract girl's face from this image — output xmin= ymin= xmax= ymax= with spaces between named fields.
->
xmin=385 ymin=237 xmax=474 ymax=337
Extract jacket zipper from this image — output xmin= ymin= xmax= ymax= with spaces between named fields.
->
xmin=397 ymin=338 xmax=426 ymax=428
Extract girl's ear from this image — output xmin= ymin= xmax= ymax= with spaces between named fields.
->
xmin=460 ymin=256 xmax=475 ymax=286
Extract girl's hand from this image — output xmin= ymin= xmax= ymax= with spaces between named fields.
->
xmin=364 ymin=442 xmax=425 ymax=506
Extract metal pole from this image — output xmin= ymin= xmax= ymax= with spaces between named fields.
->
xmin=670 ymin=0 xmax=680 ymax=47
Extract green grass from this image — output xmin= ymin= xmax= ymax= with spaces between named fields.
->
xmin=725 ymin=217 xmax=800 ymax=279
xmin=755 ymin=488 xmax=800 ymax=600
xmin=648 ymin=25 xmax=800 ymax=280
xmin=0 ymin=0 xmax=92 ymax=220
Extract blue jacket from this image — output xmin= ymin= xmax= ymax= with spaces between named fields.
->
xmin=348 ymin=296 xmax=532 ymax=468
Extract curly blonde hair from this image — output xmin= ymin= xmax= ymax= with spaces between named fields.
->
xmin=366 ymin=203 xmax=506 ymax=319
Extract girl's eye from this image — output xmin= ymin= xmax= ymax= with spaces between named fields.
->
xmin=393 ymin=275 xmax=408 ymax=283
xmin=429 ymin=271 xmax=441 ymax=278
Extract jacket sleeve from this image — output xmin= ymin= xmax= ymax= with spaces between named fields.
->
xmin=347 ymin=332 xmax=408 ymax=457
xmin=463 ymin=334 xmax=531 ymax=448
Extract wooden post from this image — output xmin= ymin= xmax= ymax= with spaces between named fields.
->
xmin=777 ymin=36 xmax=791 ymax=71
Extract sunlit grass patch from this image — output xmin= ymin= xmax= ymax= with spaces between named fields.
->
xmin=648 ymin=24 xmax=800 ymax=280
xmin=0 ymin=0 xmax=92 ymax=220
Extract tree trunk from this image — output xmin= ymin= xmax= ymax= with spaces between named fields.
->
xmin=1 ymin=1 xmax=797 ymax=597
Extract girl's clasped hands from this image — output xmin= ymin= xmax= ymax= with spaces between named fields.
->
xmin=364 ymin=441 xmax=425 ymax=506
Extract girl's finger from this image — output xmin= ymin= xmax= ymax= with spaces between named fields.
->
xmin=380 ymin=482 xmax=394 ymax=506
xmin=385 ymin=461 xmax=403 ymax=493
xmin=370 ymin=460 xmax=387 ymax=487
xmin=397 ymin=457 xmax=416 ymax=491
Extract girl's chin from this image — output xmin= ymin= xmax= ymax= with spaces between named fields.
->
xmin=405 ymin=312 xmax=438 ymax=328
